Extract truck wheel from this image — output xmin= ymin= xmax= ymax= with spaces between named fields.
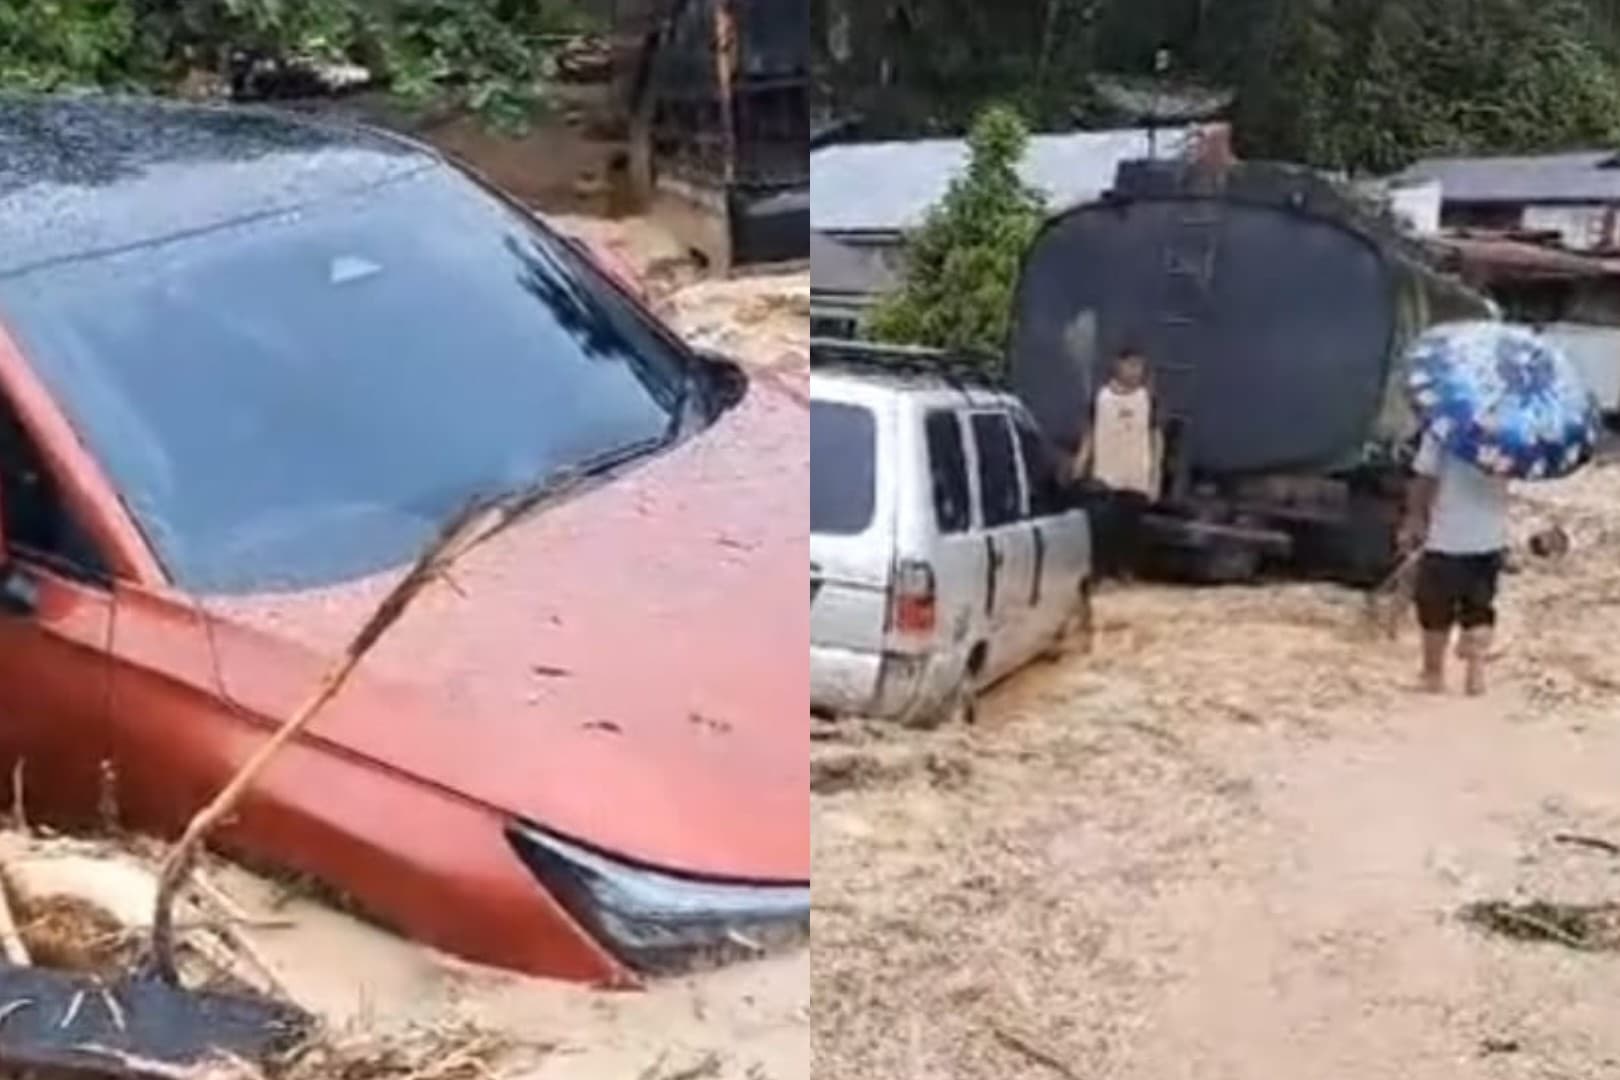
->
xmin=1197 ymin=542 xmax=1261 ymax=584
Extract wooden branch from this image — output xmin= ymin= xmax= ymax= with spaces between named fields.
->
xmin=146 ymin=469 xmax=589 ymax=983
xmin=144 ymin=497 xmax=495 ymax=983
xmin=991 ymin=1024 xmax=1084 ymax=1080
xmin=0 ymin=874 xmax=31 ymax=967
xmin=1553 ymin=833 xmax=1620 ymax=857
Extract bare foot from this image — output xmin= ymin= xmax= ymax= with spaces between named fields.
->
xmin=1464 ymin=666 xmax=1487 ymax=697
xmin=1418 ymin=671 xmax=1445 ymax=694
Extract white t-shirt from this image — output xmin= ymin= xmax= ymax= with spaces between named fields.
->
xmin=1092 ymin=384 xmax=1157 ymax=496
xmin=1414 ymin=431 xmax=1509 ymax=555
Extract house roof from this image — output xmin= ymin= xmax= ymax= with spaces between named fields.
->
xmin=1427 ymin=232 xmax=1620 ymax=282
xmin=811 ymin=229 xmax=902 ymax=300
xmin=811 ymin=126 xmax=1195 ymax=233
xmin=1400 ymin=151 xmax=1620 ymax=205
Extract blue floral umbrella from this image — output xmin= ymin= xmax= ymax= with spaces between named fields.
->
xmin=1406 ymin=321 xmax=1601 ymax=480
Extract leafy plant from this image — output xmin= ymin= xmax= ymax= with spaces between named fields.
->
xmin=0 ymin=0 xmax=597 ymax=133
xmin=0 ymin=0 xmax=147 ymax=91
xmin=817 ymin=0 xmax=1620 ymax=174
xmin=866 ymin=104 xmax=1048 ymax=361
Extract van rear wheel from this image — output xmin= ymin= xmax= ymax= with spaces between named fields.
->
xmin=906 ymin=680 xmax=974 ymax=729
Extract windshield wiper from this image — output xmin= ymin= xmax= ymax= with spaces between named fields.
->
xmin=470 ymin=436 xmax=667 ymax=553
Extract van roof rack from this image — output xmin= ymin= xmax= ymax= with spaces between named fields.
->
xmin=809 ymin=337 xmax=1006 ymax=390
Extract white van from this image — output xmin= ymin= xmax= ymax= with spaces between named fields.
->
xmin=810 ymin=341 xmax=1093 ymax=725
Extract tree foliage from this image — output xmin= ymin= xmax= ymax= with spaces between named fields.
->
xmin=817 ymin=0 xmax=1620 ymax=174
xmin=0 ymin=0 xmax=595 ymax=132
xmin=865 ymin=104 xmax=1047 ymax=356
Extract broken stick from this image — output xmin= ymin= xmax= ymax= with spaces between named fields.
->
xmin=991 ymin=1025 xmax=1084 ymax=1080
xmin=146 ymin=468 xmax=589 ymax=983
xmin=0 ymin=872 xmax=31 ymax=966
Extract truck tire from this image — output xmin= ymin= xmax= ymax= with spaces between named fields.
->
xmin=1195 ymin=541 xmax=1261 ymax=584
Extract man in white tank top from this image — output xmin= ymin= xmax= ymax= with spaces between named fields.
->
xmin=1074 ymin=348 xmax=1162 ymax=576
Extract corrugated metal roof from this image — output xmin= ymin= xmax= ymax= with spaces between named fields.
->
xmin=1429 ymin=233 xmax=1620 ymax=280
xmin=811 ymin=127 xmax=1195 ymax=233
xmin=1400 ymin=151 xmax=1620 ymax=205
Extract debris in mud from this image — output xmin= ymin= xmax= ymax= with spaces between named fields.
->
xmin=0 ymin=830 xmax=542 ymax=1080
xmin=275 ymin=1020 xmax=531 ymax=1080
xmin=0 ymin=831 xmax=309 ymax=1078
xmin=1529 ymin=525 xmax=1572 ymax=561
xmin=1459 ymin=899 xmax=1620 ymax=951
xmin=990 ymin=1024 xmax=1084 ymax=1080
xmin=1552 ymin=833 xmax=1620 ymax=857
xmin=637 ymin=1050 xmax=723 ymax=1080
xmin=810 ymin=748 xmax=972 ymax=796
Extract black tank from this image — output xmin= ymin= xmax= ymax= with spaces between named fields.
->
xmin=1008 ymin=159 xmax=1490 ymax=477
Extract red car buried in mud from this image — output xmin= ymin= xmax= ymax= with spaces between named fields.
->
xmin=0 ymin=96 xmax=808 ymax=985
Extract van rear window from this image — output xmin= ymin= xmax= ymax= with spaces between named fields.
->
xmin=811 ymin=400 xmax=876 ymax=535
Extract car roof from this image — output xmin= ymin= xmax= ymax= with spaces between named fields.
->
xmin=811 ymin=363 xmax=1018 ymax=405
xmin=0 ymin=94 xmax=434 ymax=277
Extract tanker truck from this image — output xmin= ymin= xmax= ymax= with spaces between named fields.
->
xmin=1008 ymin=157 xmax=1495 ymax=585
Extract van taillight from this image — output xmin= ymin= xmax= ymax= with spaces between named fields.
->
xmin=890 ymin=559 xmax=937 ymax=635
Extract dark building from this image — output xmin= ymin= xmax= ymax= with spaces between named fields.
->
xmin=608 ymin=0 xmax=808 ymax=269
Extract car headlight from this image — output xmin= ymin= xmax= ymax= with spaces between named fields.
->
xmin=505 ymin=821 xmax=810 ymax=974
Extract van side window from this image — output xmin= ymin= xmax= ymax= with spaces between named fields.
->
xmin=970 ymin=412 xmax=1024 ymax=527
xmin=924 ymin=410 xmax=971 ymax=534
xmin=1015 ymin=415 xmax=1065 ymax=518
xmin=810 ymin=400 xmax=878 ymax=536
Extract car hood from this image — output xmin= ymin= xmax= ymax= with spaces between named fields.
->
xmin=205 ymin=373 xmax=808 ymax=881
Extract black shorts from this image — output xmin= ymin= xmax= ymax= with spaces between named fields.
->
xmin=1414 ymin=551 xmax=1503 ymax=632
xmin=1095 ymin=489 xmax=1150 ymax=577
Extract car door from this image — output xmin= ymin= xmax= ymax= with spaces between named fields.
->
xmin=918 ymin=406 xmax=986 ymax=690
xmin=810 ymin=391 xmax=892 ymax=714
xmin=967 ymin=409 xmax=1036 ymax=684
xmin=1013 ymin=407 xmax=1091 ymax=645
xmin=0 ymin=398 xmax=113 ymax=828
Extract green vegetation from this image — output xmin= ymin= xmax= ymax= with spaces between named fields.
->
xmin=815 ymin=0 xmax=1620 ymax=174
xmin=0 ymin=0 xmax=596 ymax=133
xmin=866 ymin=105 xmax=1047 ymax=358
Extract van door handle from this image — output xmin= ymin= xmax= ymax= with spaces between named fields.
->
xmin=1030 ymin=526 xmax=1045 ymax=606
xmin=984 ymin=537 xmax=1000 ymax=615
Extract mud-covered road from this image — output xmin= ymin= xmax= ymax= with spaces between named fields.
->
xmin=813 ymin=463 xmax=1620 ymax=1080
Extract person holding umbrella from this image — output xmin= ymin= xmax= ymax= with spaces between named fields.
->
xmin=1399 ymin=322 xmax=1600 ymax=696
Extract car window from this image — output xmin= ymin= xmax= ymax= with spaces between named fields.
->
xmin=924 ymin=409 xmax=971 ymax=534
xmin=0 ymin=395 xmax=107 ymax=580
xmin=811 ymin=400 xmax=875 ymax=535
xmin=0 ymin=166 xmax=707 ymax=594
xmin=1015 ymin=413 xmax=1066 ymax=518
xmin=970 ymin=412 xmax=1024 ymax=528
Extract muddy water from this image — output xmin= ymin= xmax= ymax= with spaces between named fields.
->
xmin=813 ymin=463 xmax=1620 ymax=1079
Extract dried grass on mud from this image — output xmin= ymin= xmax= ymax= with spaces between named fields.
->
xmin=813 ymin=462 xmax=1620 ymax=1080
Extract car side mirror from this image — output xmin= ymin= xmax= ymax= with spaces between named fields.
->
xmin=0 ymin=477 xmax=38 ymax=617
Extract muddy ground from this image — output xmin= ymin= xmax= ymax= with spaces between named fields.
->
xmin=813 ymin=463 xmax=1620 ymax=1079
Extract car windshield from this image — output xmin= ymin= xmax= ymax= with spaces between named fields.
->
xmin=0 ymin=165 xmax=700 ymax=594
